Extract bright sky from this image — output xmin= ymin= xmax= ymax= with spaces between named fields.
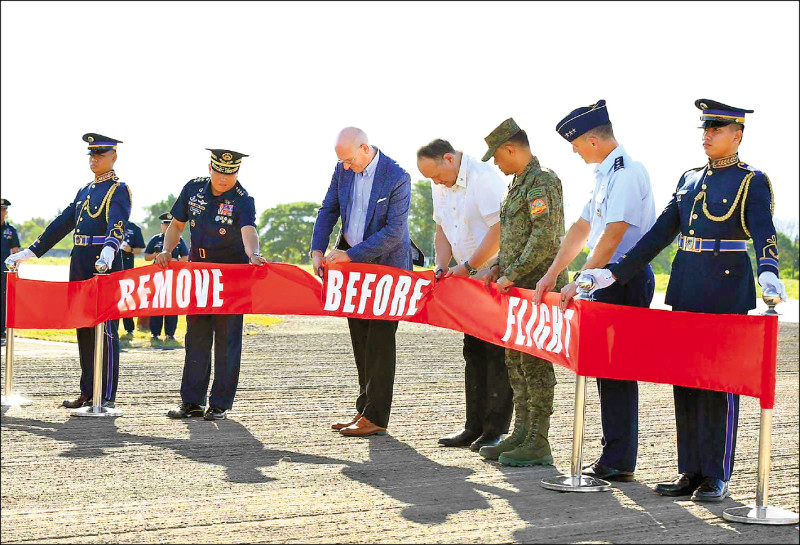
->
xmin=2 ymin=1 xmax=798 ymax=234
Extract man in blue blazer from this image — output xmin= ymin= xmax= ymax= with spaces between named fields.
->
xmin=311 ymin=127 xmax=412 ymax=437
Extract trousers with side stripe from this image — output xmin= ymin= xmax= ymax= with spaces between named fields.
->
xmin=71 ymin=246 xmax=122 ymax=402
xmin=673 ymin=385 xmax=739 ymax=480
xmin=667 ymin=270 xmax=744 ymax=482
xmin=76 ymin=321 xmax=120 ymax=402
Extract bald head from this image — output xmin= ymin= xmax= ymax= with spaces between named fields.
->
xmin=336 ymin=126 xmax=369 ymax=148
xmin=334 ymin=127 xmax=374 ymax=173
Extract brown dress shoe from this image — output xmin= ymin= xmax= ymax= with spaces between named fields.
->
xmin=339 ymin=416 xmax=387 ymax=437
xmin=62 ymin=395 xmax=91 ymax=409
xmin=331 ymin=413 xmax=362 ymax=431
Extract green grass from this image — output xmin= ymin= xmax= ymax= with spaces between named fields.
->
xmin=14 ymin=314 xmax=283 ymax=345
xmin=653 ymin=273 xmax=798 ymax=300
xmin=34 ymin=256 xmax=152 ymax=267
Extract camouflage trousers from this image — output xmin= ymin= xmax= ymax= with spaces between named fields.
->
xmin=505 ymin=348 xmax=556 ymax=418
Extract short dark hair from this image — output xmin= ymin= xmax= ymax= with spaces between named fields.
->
xmin=583 ymin=122 xmax=615 ymax=140
xmin=506 ymin=129 xmax=529 ymax=148
xmin=417 ymin=139 xmax=456 ymax=161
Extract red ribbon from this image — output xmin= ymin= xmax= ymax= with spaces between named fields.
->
xmin=6 ymin=261 xmax=778 ymax=408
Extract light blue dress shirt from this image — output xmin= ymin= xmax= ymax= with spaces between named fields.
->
xmin=580 ymin=145 xmax=656 ymax=264
xmin=344 ymin=148 xmax=380 ymax=247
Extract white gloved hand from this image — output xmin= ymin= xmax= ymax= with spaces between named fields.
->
xmin=758 ymin=271 xmax=788 ymax=303
xmin=577 ymin=268 xmax=616 ymax=296
xmin=95 ymin=246 xmax=116 ymax=273
xmin=4 ymin=248 xmax=35 ymax=270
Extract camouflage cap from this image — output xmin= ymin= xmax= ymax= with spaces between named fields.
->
xmin=481 ymin=118 xmax=522 ymax=162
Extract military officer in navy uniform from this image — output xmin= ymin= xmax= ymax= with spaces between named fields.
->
xmin=157 ymin=149 xmax=266 ymax=421
xmin=118 ymin=220 xmax=146 ymax=339
xmin=5 ymin=134 xmax=132 ymax=408
xmin=579 ymin=100 xmax=788 ymax=502
xmin=144 ymin=212 xmax=189 ymax=347
xmin=1 ymin=198 xmax=21 ymax=346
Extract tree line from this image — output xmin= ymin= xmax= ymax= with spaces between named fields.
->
xmin=7 ymin=181 xmax=799 ymax=279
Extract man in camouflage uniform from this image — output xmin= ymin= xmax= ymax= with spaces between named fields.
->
xmin=479 ymin=118 xmax=568 ymax=466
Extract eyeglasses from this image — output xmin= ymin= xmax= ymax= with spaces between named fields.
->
xmin=337 ymin=146 xmax=365 ymax=166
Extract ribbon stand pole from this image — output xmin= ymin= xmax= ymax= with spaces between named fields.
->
xmin=541 ymin=374 xmax=611 ymax=492
xmin=2 ymin=271 xmax=32 ymax=408
xmin=71 ymin=269 xmax=121 ymax=418
xmin=723 ymin=409 xmax=798 ymax=525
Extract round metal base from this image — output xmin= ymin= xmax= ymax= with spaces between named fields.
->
xmin=70 ymin=406 xmax=123 ymax=418
xmin=723 ymin=505 xmax=799 ymax=525
xmin=1 ymin=394 xmax=33 ymax=407
xmin=541 ymin=474 xmax=612 ymax=492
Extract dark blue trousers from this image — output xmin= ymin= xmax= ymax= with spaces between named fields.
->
xmin=120 ymin=317 xmax=135 ymax=334
xmin=673 ymin=385 xmax=739 ymax=480
xmin=150 ymin=315 xmax=178 ymax=337
xmin=591 ymin=264 xmax=655 ymax=472
xmin=180 ymin=314 xmax=243 ymax=410
xmin=76 ymin=320 xmax=120 ymax=402
xmin=71 ymin=248 xmax=122 ymax=402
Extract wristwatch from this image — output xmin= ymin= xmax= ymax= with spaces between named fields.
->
xmin=463 ymin=260 xmax=478 ymax=276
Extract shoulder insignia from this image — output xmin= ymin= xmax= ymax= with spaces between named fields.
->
xmin=613 ymin=156 xmax=625 ymax=171
xmin=530 ymin=198 xmax=548 ymax=216
xmin=738 ymin=162 xmax=765 ymax=178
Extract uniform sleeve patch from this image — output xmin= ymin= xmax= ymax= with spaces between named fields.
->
xmin=530 ymin=198 xmax=548 ymax=216
xmin=528 ymin=187 xmax=545 ymax=199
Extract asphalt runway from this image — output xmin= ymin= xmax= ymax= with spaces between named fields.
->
xmin=1 ymin=316 xmax=798 ymax=543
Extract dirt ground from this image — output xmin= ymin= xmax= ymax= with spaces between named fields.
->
xmin=1 ymin=317 xmax=798 ymax=544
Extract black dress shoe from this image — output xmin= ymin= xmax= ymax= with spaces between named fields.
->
xmin=469 ymin=432 xmax=504 ymax=452
xmin=438 ymin=429 xmax=481 ymax=447
xmin=655 ymin=473 xmax=703 ymax=497
xmin=203 ymin=406 xmax=227 ymax=421
xmin=167 ymin=402 xmax=205 ymax=419
xmin=62 ymin=395 xmax=91 ymax=408
xmin=691 ymin=477 xmax=729 ymax=502
xmin=582 ymin=461 xmax=635 ymax=482
xmin=582 ymin=456 xmax=601 ymax=471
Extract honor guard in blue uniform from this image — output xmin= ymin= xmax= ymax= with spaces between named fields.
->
xmin=144 ymin=212 xmax=189 ymax=347
xmin=118 ymin=220 xmax=145 ymax=338
xmin=5 ymin=134 xmax=132 ymax=408
xmin=540 ymin=100 xmax=657 ymax=482
xmin=1 ymin=198 xmax=21 ymax=345
xmin=157 ymin=149 xmax=266 ymax=421
xmin=579 ymin=100 xmax=788 ymax=501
